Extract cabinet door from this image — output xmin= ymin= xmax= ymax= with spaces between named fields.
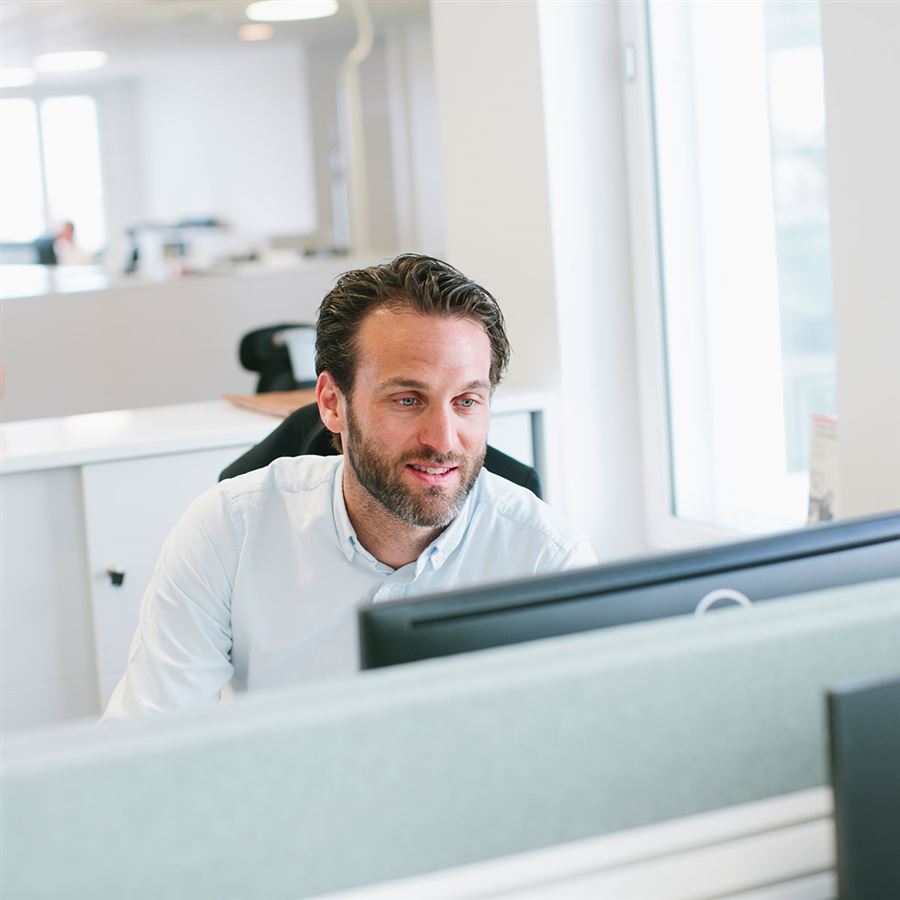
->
xmin=0 ymin=468 xmax=99 ymax=734
xmin=81 ymin=446 xmax=250 ymax=707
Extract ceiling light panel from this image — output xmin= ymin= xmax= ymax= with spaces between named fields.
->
xmin=245 ymin=1 xmax=338 ymax=23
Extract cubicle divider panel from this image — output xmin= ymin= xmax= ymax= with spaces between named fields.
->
xmin=2 ymin=578 xmax=899 ymax=900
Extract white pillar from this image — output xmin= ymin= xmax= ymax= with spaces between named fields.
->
xmin=821 ymin=0 xmax=900 ymax=517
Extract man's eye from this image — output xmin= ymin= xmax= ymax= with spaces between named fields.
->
xmin=457 ymin=398 xmax=476 ymax=409
xmin=397 ymin=397 xmax=418 ymax=407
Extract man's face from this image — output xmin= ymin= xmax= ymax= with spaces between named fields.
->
xmin=341 ymin=308 xmax=492 ymax=528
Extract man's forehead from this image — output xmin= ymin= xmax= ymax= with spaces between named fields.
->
xmin=358 ymin=305 xmax=487 ymax=332
xmin=355 ymin=309 xmax=491 ymax=354
xmin=353 ymin=310 xmax=492 ymax=392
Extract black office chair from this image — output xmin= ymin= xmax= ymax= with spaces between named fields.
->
xmin=238 ymin=323 xmax=314 ymax=393
xmin=33 ymin=236 xmax=58 ymax=266
xmin=219 ymin=402 xmax=542 ymax=498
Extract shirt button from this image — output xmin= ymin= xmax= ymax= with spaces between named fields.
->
xmin=374 ymin=584 xmax=399 ymax=602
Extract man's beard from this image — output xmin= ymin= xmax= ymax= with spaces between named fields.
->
xmin=344 ymin=404 xmax=485 ymax=528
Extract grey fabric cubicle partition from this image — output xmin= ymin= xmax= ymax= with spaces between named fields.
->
xmin=2 ymin=577 xmax=899 ymax=899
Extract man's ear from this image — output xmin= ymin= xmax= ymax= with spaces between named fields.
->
xmin=316 ymin=371 xmax=344 ymax=435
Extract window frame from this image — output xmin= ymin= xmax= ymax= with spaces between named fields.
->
xmin=619 ymin=0 xmax=836 ymax=549
xmin=618 ymin=0 xmax=745 ymax=550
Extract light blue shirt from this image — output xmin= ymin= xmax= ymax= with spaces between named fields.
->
xmin=105 ymin=455 xmax=596 ymax=718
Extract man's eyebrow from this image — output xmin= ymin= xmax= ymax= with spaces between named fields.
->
xmin=377 ymin=378 xmax=492 ymax=393
xmin=378 ymin=378 xmax=430 ymax=391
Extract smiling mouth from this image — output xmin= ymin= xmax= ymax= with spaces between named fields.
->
xmin=409 ymin=464 xmax=454 ymax=475
xmin=406 ymin=463 xmax=459 ymax=484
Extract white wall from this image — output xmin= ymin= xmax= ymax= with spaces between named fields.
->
xmin=95 ymin=80 xmax=146 ymax=272
xmin=385 ymin=20 xmax=446 ymax=256
xmin=0 ymin=260 xmax=366 ymax=421
xmin=821 ymin=0 xmax=900 ymax=518
xmin=359 ymin=40 xmax=401 ymax=252
xmin=306 ymin=43 xmax=346 ymax=251
xmin=430 ymin=0 xmax=560 ymax=394
xmin=138 ymin=43 xmax=317 ymax=240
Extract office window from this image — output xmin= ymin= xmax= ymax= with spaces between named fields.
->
xmin=0 ymin=99 xmax=45 ymax=242
xmin=0 ymin=94 xmax=106 ymax=254
xmin=643 ymin=0 xmax=834 ymax=534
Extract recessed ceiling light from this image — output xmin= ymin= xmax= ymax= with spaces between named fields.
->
xmin=0 ymin=67 xmax=36 ymax=89
xmin=239 ymin=23 xmax=275 ymax=41
xmin=245 ymin=0 xmax=338 ymax=23
xmin=33 ymin=51 xmax=108 ymax=73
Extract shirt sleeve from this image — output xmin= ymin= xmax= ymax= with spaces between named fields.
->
xmin=557 ymin=537 xmax=599 ymax=571
xmin=102 ymin=486 xmax=239 ymax=720
xmin=528 ymin=531 xmax=598 ymax=577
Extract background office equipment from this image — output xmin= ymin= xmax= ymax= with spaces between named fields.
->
xmin=2 ymin=578 xmax=898 ymax=899
xmin=359 ymin=510 xmax=900 ymax=668
xmin=828 ymin=672 xmax=900 ymax=900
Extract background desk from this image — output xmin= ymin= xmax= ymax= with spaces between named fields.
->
xmin=0 ymin=390 xmax=553 ymax=734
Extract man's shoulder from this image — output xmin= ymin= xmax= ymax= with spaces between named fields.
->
xmin=217 ymin=454 xmax=342 ymax=501
xmin=474 ymin=469 xmax=586 ymax=552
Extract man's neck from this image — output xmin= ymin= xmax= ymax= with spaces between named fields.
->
xmin=342 ymin=475 xmax=445 ymax=570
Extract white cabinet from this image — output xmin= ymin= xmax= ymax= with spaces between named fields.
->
xmin=82 ymin=446 xmax=251 ymax=708
xmin=0 ymin=468 xmax=98 ymax=732
xmin=0 ymin=400 xmax=274 ymax=735
xmin=0 ymin=445 xmax=251 ymax=734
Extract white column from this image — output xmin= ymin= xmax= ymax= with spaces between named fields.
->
xmin=821 ymin=0 xmax=900 ymax=517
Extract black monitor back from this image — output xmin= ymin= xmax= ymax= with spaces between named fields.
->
xmin=828 ymin=673 xmax=900 ymax=900
xmin=358 ymin=511 xmax=900 ymax=669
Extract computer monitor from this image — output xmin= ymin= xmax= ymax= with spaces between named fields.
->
xmin=358 ymin=510 xmax=900 ymax=669
xmin=828 ymin=673 xmax=900 ymax=900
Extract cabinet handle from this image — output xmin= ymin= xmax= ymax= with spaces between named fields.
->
xmin=105 ymin=567 xmax=126 ymax=587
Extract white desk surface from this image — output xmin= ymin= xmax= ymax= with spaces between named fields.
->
xmin=0 ymin=389 xmax=553 ymax=475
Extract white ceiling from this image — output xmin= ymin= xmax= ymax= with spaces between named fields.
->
xmin=0 ymin=0 xmax=429 ymax=81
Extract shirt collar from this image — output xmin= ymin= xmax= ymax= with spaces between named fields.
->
xmin=331 ymin=456 xmax=481 ymax=575
xmin=422 ymin=475 xmax=479 ymax=572
xmin=331 ymin=457 xmax=366 ymax=565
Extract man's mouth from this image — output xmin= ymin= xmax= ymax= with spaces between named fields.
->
xmin=406 ymin=463 xmax=459 ymax=484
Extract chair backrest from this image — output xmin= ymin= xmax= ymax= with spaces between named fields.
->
xmin=238 ymin=323 xmax=315 ymax=393
xmin=219 ymin=403 xmax=543 ymax=498
xmin=32 ymin=236 xmax=58 ymax=266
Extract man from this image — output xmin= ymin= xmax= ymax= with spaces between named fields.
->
xmin=105 ymin=255 xmax=596 ymax=717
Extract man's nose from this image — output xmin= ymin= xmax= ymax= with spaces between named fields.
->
xmin=418 ymin=406 xmax=455 ymax=456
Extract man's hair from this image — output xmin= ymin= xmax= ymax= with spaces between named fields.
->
xmin=315 ymin=254 xmax=510 ymax=395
